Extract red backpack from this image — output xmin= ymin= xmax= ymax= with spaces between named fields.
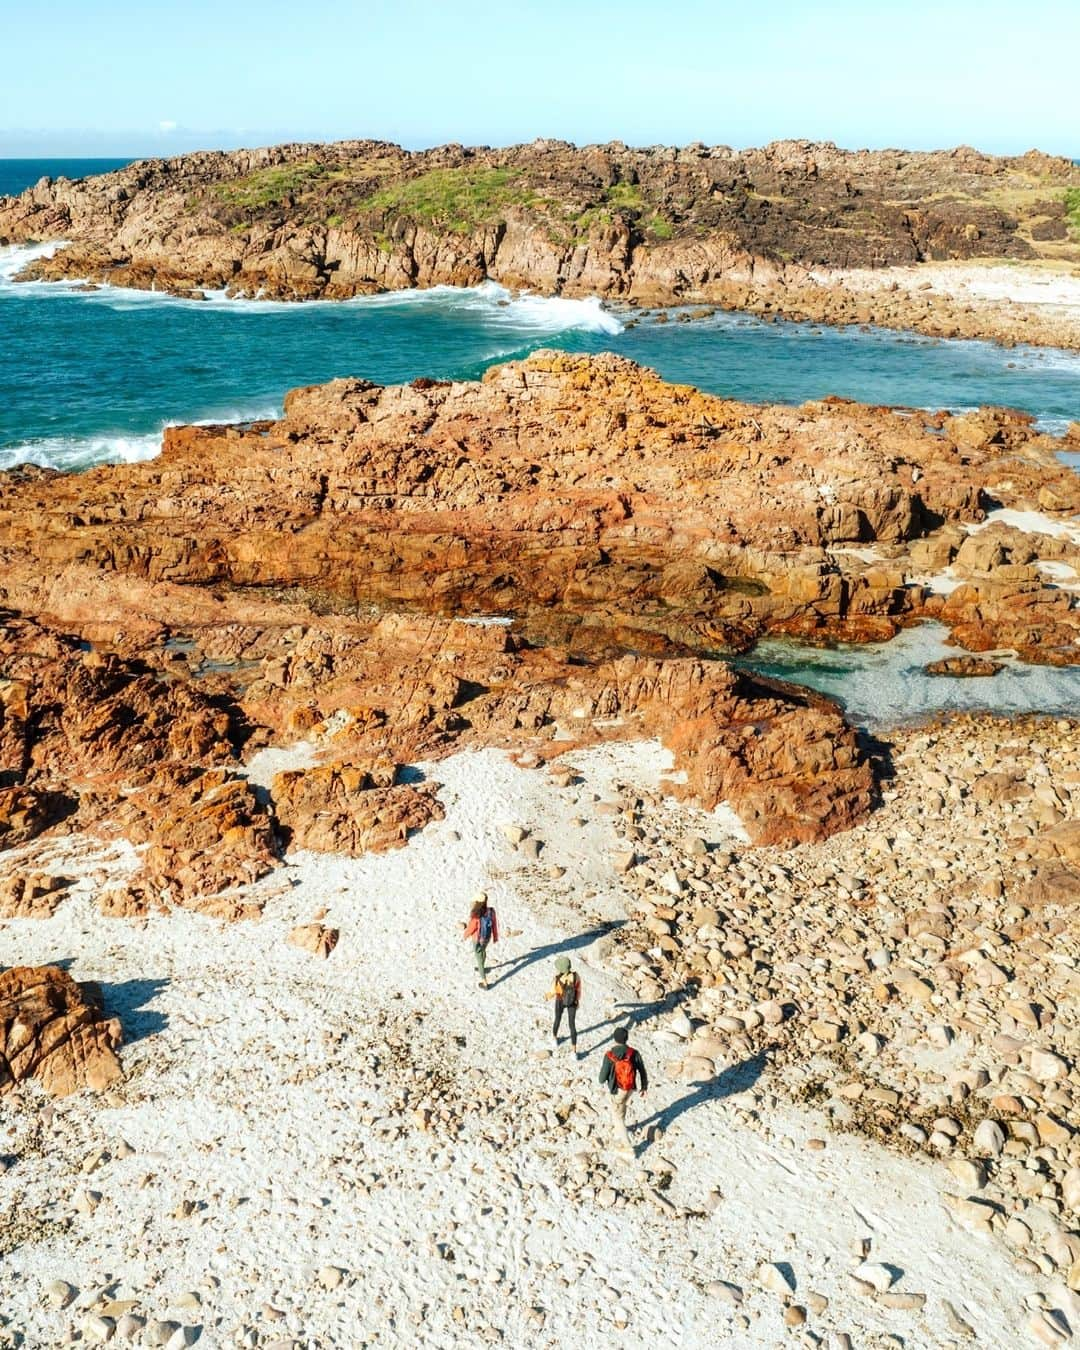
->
xmin=608 ymin=1047 xmax=637 ymax=1092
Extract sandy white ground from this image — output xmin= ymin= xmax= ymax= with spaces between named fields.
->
xmin=0 ymin=743 xmax=1060 ymax=1349
xmin=815 ymin=260 xmax=1080 ymax=316
xmin=966 ymin=508 xmax=1080 ymax=546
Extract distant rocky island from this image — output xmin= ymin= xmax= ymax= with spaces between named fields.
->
xmin=3 ymin=137 xmax=1080 ymax=344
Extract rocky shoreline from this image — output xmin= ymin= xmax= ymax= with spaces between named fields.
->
xmin=2 ymin=353 xmax=1079 ymax=1348
xmin=647 ymin=263 xmax=1080 ymax=352
xmin=1 ymin=351 xmax=1078 ymax=921
xmin=3 ymin=138 xmax=1080 ymax=348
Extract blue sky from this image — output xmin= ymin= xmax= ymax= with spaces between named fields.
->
xmin=2 ymin=0 xmax=1078 ymax=157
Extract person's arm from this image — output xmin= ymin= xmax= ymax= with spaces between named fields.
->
xmin=463 ymin=916 xmax=476 ymax=940
xmin=574 ymin=975 xmax=582 ymax=1004
xmin=635 ymin=1051 xmax=648 ymax=1094
xmin=599 ymin=1053 xmax=612 ymax=1088
xmin=491 ymin=911 xmax=499 ymax=943
xmin=543 ymin=981 xmax=556 ymax=1001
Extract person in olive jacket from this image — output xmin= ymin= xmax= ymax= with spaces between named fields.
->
xmin=544 ymin=955 xmax=582 ymax=1055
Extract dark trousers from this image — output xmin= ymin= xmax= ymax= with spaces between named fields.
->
xmin=553 ymin=1001 xmax=578 ymax=1044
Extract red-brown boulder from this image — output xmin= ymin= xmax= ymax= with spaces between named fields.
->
xmin=0 ymin=966 xmax=122 ymax=1097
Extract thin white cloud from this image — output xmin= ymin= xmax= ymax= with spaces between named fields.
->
xmin=158 ymin=120 xmax=178 ymax=133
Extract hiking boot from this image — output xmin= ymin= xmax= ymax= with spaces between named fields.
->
xmin=479 ymin=979 xmax=489 ymax=990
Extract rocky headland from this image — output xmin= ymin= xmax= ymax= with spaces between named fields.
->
xmin=3 ymin=138 xmax=1080 ymax=346
xmin=2 ymin=354 xmax=1079 ymax=1346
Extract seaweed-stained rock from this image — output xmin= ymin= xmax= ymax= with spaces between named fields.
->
xmin=925 ymin=656 xmax=1004 ymax=678
xmin=0 ymin=966 xmax=122 ymax=1096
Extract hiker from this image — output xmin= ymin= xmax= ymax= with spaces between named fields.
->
xmin=599 ymin=1025 xmax=648 ymax=1158
xmin=462 ymin=891 xmax=498 ymax=989
xmin=544 ymin=955 xmax=581 ymax=1056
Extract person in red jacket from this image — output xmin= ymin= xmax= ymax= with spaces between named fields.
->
xmin=462 ymin=891 xmax=498 ymax=989
xmin=599 ymin=1025 xmax=648 ymax=1158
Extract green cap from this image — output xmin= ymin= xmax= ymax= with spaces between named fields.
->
xmin=555 ymin=956 xmax=571 ymax=974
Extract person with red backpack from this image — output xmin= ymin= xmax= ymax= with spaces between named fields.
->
xmin=599 ymin=1025 xmax=648 ymax=1158
xmin=462 ymin=891 xmax=498 ymax=989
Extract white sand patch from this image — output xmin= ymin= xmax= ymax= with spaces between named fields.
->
xmin=1039 ymin=559 xmax=1080 ymax=591
xmin=0 ymin=744 xmax=1051 ymax=1347
xmin=818 ymin=261 xmax=1080 ymax=314
xmin=243 ymin=739 xmax=319 ymax=788
xmin=965 ymin=507 xmax=1080 ymax=544
xmin=907 ymin=567 xmax=964 ymax=595
xmin=827 ymin=546 xmax=884 ymax=564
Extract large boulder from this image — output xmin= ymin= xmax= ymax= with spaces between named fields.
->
xmin=0 ymin=966 xmax=122 ymax=1097
xmin=272 ymin=760 xmax=444 ymax=855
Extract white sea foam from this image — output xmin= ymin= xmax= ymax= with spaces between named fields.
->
xmin=0 ymin=239 xmax=67 ymax=283
xmin=332 ymin=280 xmax=623 ymax=334
xmin=0 ymin=246 xmax=623 ymax=334
xmin=0 ymin=431 xmax=163 ymax=473
xmin=0 ymin=405 xmax=282 ymax=474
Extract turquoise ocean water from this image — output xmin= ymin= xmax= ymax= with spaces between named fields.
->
xmin=2 ymin=159 xmax=1078 ymax=719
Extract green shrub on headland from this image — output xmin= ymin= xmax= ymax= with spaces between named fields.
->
xmin=213 ymin=162 xmax=328 ymax=210
xmin=1066 ymin=188 xmax=1080 ymax=238
xmin=356 ymin=167 xmax=538 ymax=234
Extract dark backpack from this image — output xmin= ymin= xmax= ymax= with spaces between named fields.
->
xmin=478 ymin=910 xmax=494 ymax=943
xmin=556 ymin=972 xmax=578 ymax=1006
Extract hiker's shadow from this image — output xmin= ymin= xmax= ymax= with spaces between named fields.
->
xmin=577 ymin=986 xmax=695 ymax=1050
xmin=487 ymin=920 xmax=625 ymax=987
xmin=635 ymin=1050 xmax=770 ymax=1143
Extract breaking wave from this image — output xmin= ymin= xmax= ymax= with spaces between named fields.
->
xmin=0 ymin=405 xmax=283 ymax=473
xmin=0 ymin=244 xmax=622 ymax=333
xmin=0 ymin=239 xmax=67 ymax=283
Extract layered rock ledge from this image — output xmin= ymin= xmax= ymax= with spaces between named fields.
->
xmin=2 ymin=351 xmax=1076 ymax=661
xmin=1 ymin=352 xmax=1077 ymax=910
xmin=3 ymin=138 xmax=1080 ymax=346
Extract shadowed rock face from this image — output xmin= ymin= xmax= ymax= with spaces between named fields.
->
xmin=2 ymin=138 xmax=1077 ymax=309
xmin=0 ymin=353 xmax=1076 ymax=897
